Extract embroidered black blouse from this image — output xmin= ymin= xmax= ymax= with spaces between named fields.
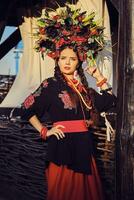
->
xmin=22 ymin=77 xmax=116 ymax=174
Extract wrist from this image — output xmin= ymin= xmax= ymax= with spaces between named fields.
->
xmin=40 ymin=126 xmax=48 ymax=140
xmin=96 ymin=77 xmax=107 ymax=87
xmin=95 ymin=75 xmax=105 ymax=82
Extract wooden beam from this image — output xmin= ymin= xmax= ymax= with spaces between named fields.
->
xmin=0 ymin=21 xmax=6 ymax=40
xmin=0 ymin=28 xmax=21 ymax=59
xmin=108 ymin=0 xmax=119 ymax=11
xmin=116 ymin=0 xmax=134 ymax=199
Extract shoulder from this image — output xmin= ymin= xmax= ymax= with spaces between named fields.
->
xmin=41 ymin=77 xmax=58 ymax=88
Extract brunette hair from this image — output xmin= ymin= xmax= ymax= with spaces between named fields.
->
xmin=54 ymin=46 xmax=99 ymax=125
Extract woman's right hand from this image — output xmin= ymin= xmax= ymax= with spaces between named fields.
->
xmin=46 ymin=125 xmax=65 ymax=140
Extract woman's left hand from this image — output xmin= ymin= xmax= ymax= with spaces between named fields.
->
xmin=84 ymin=66 xmax=104 ymax=81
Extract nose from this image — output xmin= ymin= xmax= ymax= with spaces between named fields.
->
xmin=65 ymin=58 xmax=70 ymax=65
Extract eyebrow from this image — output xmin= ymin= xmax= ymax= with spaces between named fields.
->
xmin=60 ymin=56 xmax=77 ymax=58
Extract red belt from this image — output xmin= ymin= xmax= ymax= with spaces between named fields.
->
xmin=53 ymin=120 xmax=88 ymax=133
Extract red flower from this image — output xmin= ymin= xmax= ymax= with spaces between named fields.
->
xmin=40 ymin=47 xmax=46 ymax=53
xmin=70 ymin=36 xmax=87 ymax=43
xmin=55 ymin=22 xmax=61 ymax=28
xmin=39 ymin=28 xmax=45 ymax=35
xmin=47 ymin=51 xmax=59 ymax=59
xmin=90 ymin=29 xmax=98 ymax=36
xmin=77 ymin=14 xmax=86 ymax=22
xmin=62 ymin=30 xmax=72 ymax=36
xmin=73 ymin=26 xmax=81 ymax=32
xmin=53 ymin=15 xmax=60 ymax=20
xmin=56 ymin=38 xmax=69 ymax=49
xmin=24 ymin=95 xmax=35 ymax=109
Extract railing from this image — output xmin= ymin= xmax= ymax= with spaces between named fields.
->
xmin=0 ymin=75 xmax=15 ymax=103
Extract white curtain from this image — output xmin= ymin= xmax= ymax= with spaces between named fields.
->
xmin=77 ymin=0 xmax=113 ymax=88
xmin=0 ymin=17 xmax=55 ymax=107
xmin=0 ymin=0 xmax=112 ymax=107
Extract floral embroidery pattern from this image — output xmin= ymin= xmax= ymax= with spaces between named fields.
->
xmin=42 ymin=80 xmax=49 ymax=88
xmin=59 ymin=91 xmax=75 ymax=110
xmin=23 ymin=80 xmax=49 ymax=109
xmin=24 ymin=95 xmax=35 ymax=109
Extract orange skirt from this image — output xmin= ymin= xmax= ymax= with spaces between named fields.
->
xmin=45 ymin=157 xmax=104 ymax=200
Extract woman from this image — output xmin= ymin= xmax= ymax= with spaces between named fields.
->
xmin=22 ymin=4 xmax=117 ymax=200
xmin=22 ymin=45 xmax=116 ymax=200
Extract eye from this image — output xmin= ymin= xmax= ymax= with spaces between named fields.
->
xmin=70 ymin=57 xmax=77 ymax=61
xmin=60 ymin=56 xmax=66 ymax=60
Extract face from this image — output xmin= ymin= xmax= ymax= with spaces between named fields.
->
xmin=58 ymin=48 xmax=78 ymax=79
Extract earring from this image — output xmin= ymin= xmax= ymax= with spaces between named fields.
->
xmin=74 ymin=70 xmax=81 ymax=81
xmin=74 ymin=70 xmax=78 ymax=78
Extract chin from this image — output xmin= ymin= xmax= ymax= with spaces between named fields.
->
xmin=63 ymin=71 xmax=74 ymax=75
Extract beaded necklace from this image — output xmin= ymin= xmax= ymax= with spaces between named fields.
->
xmin=65 ymin=76 xmax=92 ymax=110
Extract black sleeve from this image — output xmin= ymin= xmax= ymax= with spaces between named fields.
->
xmin=93 ymin=92 xmax=117 ymax=113
xmin=21 ymin=79 xmax=51 ymax=121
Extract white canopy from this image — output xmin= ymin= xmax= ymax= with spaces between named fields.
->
xmin=0 ymin=0 xmax=112 ymax=107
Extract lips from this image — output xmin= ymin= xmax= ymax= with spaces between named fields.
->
xmin=64 ymin=66 xmax=71 ymax=70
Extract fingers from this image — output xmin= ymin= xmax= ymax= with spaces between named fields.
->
xmin=55 ymin=128 xmax=65 ymax=139
xmin=55 ymin=125 xmax=65 ymax=129
xmin=84 ymin=66 xmax=103 ymax=80
xmin=84 ymin=66 xmax=89 ymax=71
xmin=55 ymin=125 xmax=65 ymax=139
xmin=84 ymin=66 xmax=97 ymax=75
xmin=53 ymin=132 xmax=64 ymax=140
xmin=47 ymin=125 xmax=65 ymax=140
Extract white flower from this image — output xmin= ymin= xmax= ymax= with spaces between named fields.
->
xmin=56 ymin=7 xmax=67 ymax=16
xmin=88 ymin=38 xmax=94 ymax=43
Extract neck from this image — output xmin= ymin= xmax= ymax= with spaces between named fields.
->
xmin=63 ymin=74 xmax=74 ymax=80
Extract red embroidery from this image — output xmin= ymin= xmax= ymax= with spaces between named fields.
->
xmin=59 ymin=91 xmax=75 ymax=110
xmin=24 ymin=95 xmax=35 ymax=109
xmin=42 ymin=80 xmax=48 ymax=88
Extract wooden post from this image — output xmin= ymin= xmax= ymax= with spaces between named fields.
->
xmin=116 ymin=0 xmax=134 ymax=199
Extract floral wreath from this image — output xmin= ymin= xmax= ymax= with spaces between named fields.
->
xmin=35 ymin=3 xmax=107 ymax=66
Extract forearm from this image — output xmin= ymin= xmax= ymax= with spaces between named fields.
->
xmin=29 ymin=115 xmax=43 ymax=133
xmin=29 ymin=115 xmax=65 ymax=140
xmin=96 ymin=75 xmax=112 ymax=94
xmin=85 ymin=66 xmax=112 ymax=95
